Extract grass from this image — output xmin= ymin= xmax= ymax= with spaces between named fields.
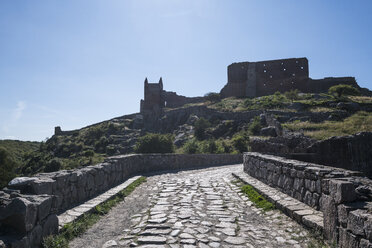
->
xmin=230 ymin=178 xmax=275 ymax=212
xmin=283 ymin=111 xmax=372 ymax=140
xmin=42 ymin=176 xmax=147 ymax=248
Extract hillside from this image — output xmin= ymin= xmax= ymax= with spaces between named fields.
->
xmin=0 ymin=140 xmax=40 ymax=188
xmin=1 ymin=89 xmax=370 ymax=187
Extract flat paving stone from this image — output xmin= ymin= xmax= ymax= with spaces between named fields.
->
xmin=69 ymin=164 xmax=323 ymax=248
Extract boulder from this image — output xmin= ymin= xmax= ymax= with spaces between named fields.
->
xmin=260 ymin=126 xmax=277 ymax=137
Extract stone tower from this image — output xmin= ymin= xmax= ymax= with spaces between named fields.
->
xmin=140 ymin=77 xmax=165 ymax=113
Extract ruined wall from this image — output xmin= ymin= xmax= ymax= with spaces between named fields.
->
xmin=244 ymin=152 xmax=372 ymax=247
xmin=0 ymin=154 xmax=242 ymax=247
xmin=220 ymin=57 xmax=309 ymax=97
xmin=220 ymin=57 xmax=361 ymax=98
xmin=162 ymin=91 xmax=204 ymax=108
xmin=306 ymin=132 xmax=372 ymax=177
xmin=255 ymin=58 xmax=309 ymax=96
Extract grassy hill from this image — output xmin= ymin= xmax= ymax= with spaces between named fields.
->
xmin=1 ymin=89 xmax=371 ymax=188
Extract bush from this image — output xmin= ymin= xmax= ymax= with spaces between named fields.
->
xmin=248 ymin=116 xmax=262 ymax=135
xmin=328 ymin=84 xmax=360 ymax=98
xmin=204 ymin=92 xmax=221 ymax=102
xmin=194 ymin=117 xmax=211 ymax=140
xmin=232 ymin=133 xmax=249 ymax=153
xmin=0 ymin=148 xmax=17 ymax=188
xmin=134 ymin=133 xmax=174 ymax=154
xmin=284 ymin=89 xmax=300 ymax=101
xmin=44 ymin=158 xmax=62 ymax=172
xmin=183 ymin=139 xmax=199 ymax=154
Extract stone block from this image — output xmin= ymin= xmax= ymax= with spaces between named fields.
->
xmin=339 ymin=228 xmax=359 ymax=248
xmin=302 ymin=214 xmax=323 ymax=231
xmin=29 ymin=224 xmax=42 ymax=247
xmin=30 ymin=178 xmax=55 ymax=195
xmin=0 ymin=197 xmax=37 ymax=233
xmin=323 ymin=194 xmax=338 ymax=241
xmin=42 ymin=214 xmax=59 ymax=238
xmin=360 ymin=239 xmax=372 ymax=248
xmin=347 ymin=209 xmax=368 ymax=236
xmin=329 ymin=179 xmax=356 ymax=204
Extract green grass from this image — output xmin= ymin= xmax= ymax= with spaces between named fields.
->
xmin=42 ymin=176 xmax=147 ymax=248
xmin=283 ymin=111 xmax=372 ymax=140
xmin=240 ymin=184 xmax=275 ymax=212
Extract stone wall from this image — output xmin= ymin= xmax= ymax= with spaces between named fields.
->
xmin=0 ymin=154 xmax=242 ymax=247
xmin=244 ymin=152 xmax=372 ymax=247
xmin=307 ymin=132 xmax=372 ymax=178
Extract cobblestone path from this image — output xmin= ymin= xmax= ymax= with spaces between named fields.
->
xmin=70 ymin=165 xmax=317 ymax=248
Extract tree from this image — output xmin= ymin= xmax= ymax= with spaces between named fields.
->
xmin=328 ymin=84 xmax=360 ymax=98
xmin=134 ymin=133 xmax=174 ymax=154
xmin=0 ymin=148 xmax=17 ymax=188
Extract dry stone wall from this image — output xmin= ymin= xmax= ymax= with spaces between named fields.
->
xmin=244 ymin=152 xmax=372 ymax=248
xmin=0 ymin=153 xmax=242 ymax=247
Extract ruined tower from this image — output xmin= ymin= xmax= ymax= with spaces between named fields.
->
xmin=140 ymin=77 xmax=165 ymax=113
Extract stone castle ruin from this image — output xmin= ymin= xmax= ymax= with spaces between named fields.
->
xmin=220 ymin=57 xmax=358 ymax=98
xmin=140 ymin=77 xmax=204 ymax=114
xmin=140 ymin=57 xmax=360 ymax=113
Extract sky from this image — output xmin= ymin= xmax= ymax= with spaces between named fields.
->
xmin=0 ymin=0 xmax=372 ymax=141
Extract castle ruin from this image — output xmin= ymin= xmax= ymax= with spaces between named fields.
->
xmin=220 ymin=57 xmax=358 ymax=98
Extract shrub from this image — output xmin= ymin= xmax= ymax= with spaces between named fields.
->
xmin=183 ymin=139 xmax=199 ymax=154
xmin=328 ymin=84 xmax=360 ymax=98
xmin=44 ymin=158 xmax=62 ymax=173
xmin=204 ymin=92 xmax=221 ymax=102
xmin=194 ymin=117 xmax=211 ymax=140
xmin=0 ymin=148 xmax=17 ymax=188
xmin=134 ymin=133 xmax=174 ymax=154
xmin=248 ymin=116 xmax=262 ymax=135
xmin=232 ymin=133 xmax=249 ymax=153
xmin=284 ymin=89 xmax=300 ymax=101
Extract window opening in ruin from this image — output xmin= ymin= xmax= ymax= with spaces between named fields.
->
xmin=270 ymin=75 xmax=273 ymax=78
xmin=296 ymin=61 xmax=299 ymax=63
xmin=301 ymin=66 xmax=304 ymax=70
xmin=292 ymin=73 xmax=296 ymax=76
xmin=263 ymin=64 xmax=266 ymax=67
xmin=264 ymin=70 xmax=267 ymax=73
xmin=283 ymin=68 xmax=286 ymax=71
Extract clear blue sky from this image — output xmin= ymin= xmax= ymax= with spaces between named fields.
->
xmin=1 ymin=0 xmax=371 ymax=141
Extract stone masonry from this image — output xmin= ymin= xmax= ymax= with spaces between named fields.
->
xmin=0 ymin=154 xmax=241 ymax=247
xmin=244 ymin=152 xmax=372 ymax=247
xmin=220 ymin=57 xmax=359 ymax=98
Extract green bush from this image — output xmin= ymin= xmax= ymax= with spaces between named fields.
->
xmin=248 ymin=116 xmax=262 ymax=135
xmin=134 ymin=133 xmax=174 ymax=154
xmin=183 ymin=139 xmax=199 ymax=154
xmin=284 ymin=89 xmax=300 ymax=101
xmin=244 ymin=92 xmax=289 ymax=110
xmin=194 ymin=117 xmax=211 ymax=140
xmin=0 ymin=148 xmax=17 ymax=188
xmin=204 ymin=92 xmax=221 ymax=102
xmin=232 ymin=133 xmax=249 ymax=153
xmin=328 ymin=84 xmax=360 ymax=98
xmin=44 ymin=158 xmax=62 ymax=173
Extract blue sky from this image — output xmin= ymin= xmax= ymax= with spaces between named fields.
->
xmin=0 ymin=0 xmax=371 ymax=141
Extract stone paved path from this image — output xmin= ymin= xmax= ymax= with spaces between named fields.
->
xmin=70 ymin=165 xmax=318 ymax=248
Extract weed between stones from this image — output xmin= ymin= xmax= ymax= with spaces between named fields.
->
xmin=239 ymin=184 xmax=275 ymax=212
xmin=42 ymin=176 xmax=147 ymax=248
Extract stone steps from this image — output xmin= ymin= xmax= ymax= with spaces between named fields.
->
xmin=232 ymin=171 xmax=324 ymax=232
xmin=57 ymin=175 xmax=142 ymax=230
